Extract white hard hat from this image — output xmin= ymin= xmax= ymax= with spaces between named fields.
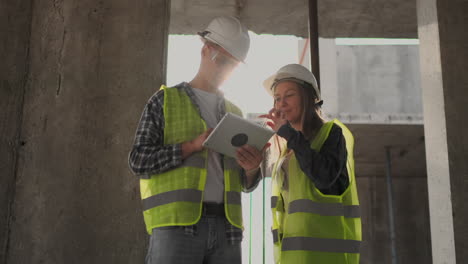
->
xmin=198 ymin=16 xmax=250 ymax=62
xmin=263 ymin=64 xmax=320 ymax=101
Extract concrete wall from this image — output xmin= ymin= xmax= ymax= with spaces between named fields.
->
xmin=170 ymin=0 xmax=417 ymax=38
xmin=2 ymin=0 xmax=169 ymax=263
xmin=350 ymin=124 xmax=431 ymax=264
xmin=336 ymin=45 xmax=422 ymax=119
xmin=438 ymin=2 xmax=468 ymax=260
xmin=319 ymin=39 xmax=423 ymax=124
xmin=417 ymin=0 xmax=468 ymax=262
xmin=357 ymin=176 xmax=432 ymax=264
xmin=0 ymin=0 xmax=33 ymax=262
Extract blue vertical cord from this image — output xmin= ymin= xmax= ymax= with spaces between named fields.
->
xmin=262 ymin=177 xmax=266 ymax=264
xmin=249 ymin=192 xmax=252 ymax=264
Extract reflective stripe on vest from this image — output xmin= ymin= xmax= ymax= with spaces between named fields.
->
xmin=272 ymin=228 xmax=285 ymax=244
xmin=142 ymin=189 xmax=203 ymax=211
xmin=271 ymin=196 xmax=279 ymax=209
xmin=281 ymin=237 xmax=361 ymax=253
xmin=272 ymin=229 xmax=279 ymax=243
xmin=288 ymin=199 xmax=360 ymax=218
xmin=142 ymin=153 xmax=207 ymax=210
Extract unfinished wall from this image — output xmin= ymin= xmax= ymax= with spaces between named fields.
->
xmin=336 ymin=45 xmax=422 ymax=120
xmin=350 ymin=124 xmax=432 ymax=264
xmin=318 ymin=39 xmax=423 ymax=124
xmin=3 ymin=0 xmax=169 ymax=263
xmin=418 ymin=0 xmax=468 ymax=262
xmin=0 ymin=0 xmax=33 ymax=262
xmin=438 ymin=2 xmax=468 ymax=260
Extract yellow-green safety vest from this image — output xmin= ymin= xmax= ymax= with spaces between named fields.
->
xmin=140 ymin=85 xmax=244 ymax=234
xmin=271 ymin=119 xmax=362 ymax=264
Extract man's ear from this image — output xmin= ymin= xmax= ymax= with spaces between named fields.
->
xmin=201 ymin=44 xmax=210 ymax=57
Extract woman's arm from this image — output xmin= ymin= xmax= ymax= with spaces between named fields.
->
xmin=277 ymin=123 xmax=349 ymax=195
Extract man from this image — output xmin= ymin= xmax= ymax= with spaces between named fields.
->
xmin=129 ymin=16 xmax=266 ymax=264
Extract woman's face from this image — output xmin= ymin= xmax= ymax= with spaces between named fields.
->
xmin=273 ymin=81 xmax=303 ymax=125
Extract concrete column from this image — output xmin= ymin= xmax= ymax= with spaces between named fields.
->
xmin=0 ymin=0 xmax=33 ymax=262
xmin=417 ymin=0 xmax=468 ymax=263
xmin=5 ymin=0 xmax=170 ymax=263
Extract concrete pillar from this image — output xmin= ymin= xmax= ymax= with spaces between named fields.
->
xmin=0 ymin=0 xmax=33 ymax=262
xmin=417 ymin=0 xmax=468 ymax=263
xmin=4 ymin=0 xmax=170 ymax=263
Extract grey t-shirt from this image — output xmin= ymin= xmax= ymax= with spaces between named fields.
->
xmin=191 ymin=87 xmax=225 ymax=203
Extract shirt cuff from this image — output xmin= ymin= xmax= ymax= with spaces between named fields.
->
xmin=277 ymin=123 xmax=295 ymax=141
xmin=241 ymin=168 xmax=262 ymax=193
xmin=172 ymin=143 xmax=183 ymax=167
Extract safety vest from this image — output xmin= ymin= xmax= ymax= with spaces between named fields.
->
xmin=140 ymin=85 xmax=244 ymax=234
xmin=271 ymin=119 xmax=362 ymax=264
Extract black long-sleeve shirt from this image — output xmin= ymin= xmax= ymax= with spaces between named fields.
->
xmin=277 ymin=123 xmax=349 ymax=196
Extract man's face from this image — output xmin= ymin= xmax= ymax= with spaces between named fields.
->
xmin=205 ymin=43 xmax=240 ymax=85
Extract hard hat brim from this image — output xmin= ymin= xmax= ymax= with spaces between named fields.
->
xmin=263 ymin=74 xmax=277 ymax=96
xmin=263 ymin=73 xmax=321 ymax=102
xmin=263 ymin=73 xmax=307 ymax=96
xmin=198 ymin=32 xmax=246 ymax=63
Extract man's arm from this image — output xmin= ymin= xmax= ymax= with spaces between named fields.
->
xmin=128 ymin=90 xmax=213 ymax=178
xmin=128 ymin=91 xmax=183 ymax=177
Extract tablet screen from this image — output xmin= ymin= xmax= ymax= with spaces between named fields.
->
xmin=202 ymin=113 xmax=274 ymax=157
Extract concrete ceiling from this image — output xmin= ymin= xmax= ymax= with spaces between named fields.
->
xmin=170 ymin=0 xmax=417 ymax=38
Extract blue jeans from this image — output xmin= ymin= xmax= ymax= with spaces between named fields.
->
xmin=145 ymin=215 xmax=242 ymax=264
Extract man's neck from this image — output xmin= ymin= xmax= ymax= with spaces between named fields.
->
xmin=189 ymin=74 xmax=219 ymax=94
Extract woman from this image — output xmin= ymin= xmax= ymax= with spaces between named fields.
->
xmin=260 ymin=64 xmax=362 ymax=264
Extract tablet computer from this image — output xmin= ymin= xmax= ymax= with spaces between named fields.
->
xmin=202 ymin=113 xmax=274 ymax=158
